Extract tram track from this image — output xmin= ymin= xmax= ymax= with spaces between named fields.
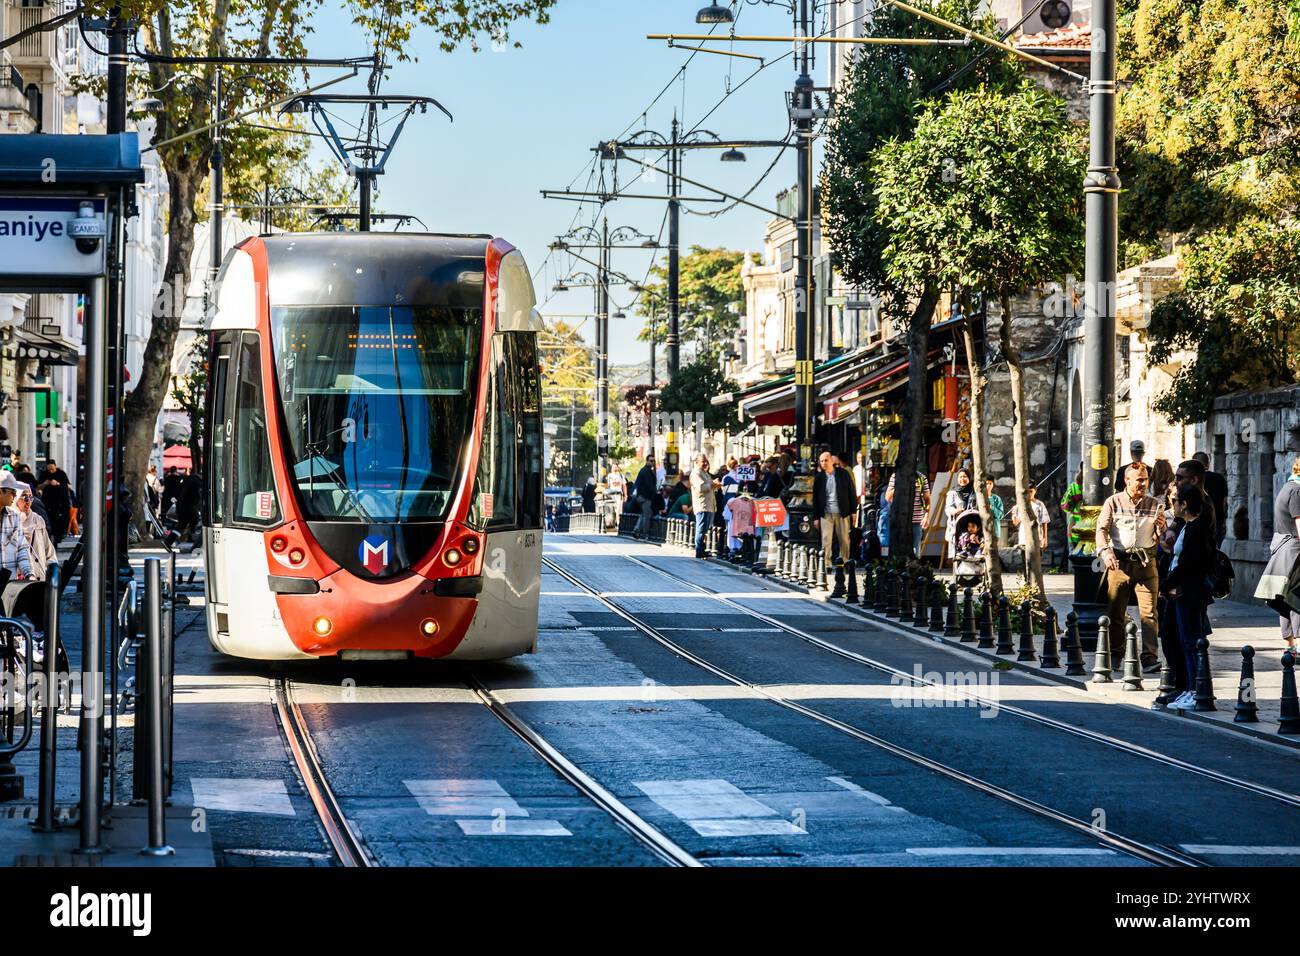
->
xmin=274 ymin=678 xmax=373 ymax=868
xmin=467 ymin=675 xmax=703 ymax=867
xmin=543 ymin=555 xmax=1204 ymax=868
xmin=624 ymin=553 xmax=1300 ymax=812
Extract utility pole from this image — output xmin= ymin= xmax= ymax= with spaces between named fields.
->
xmin=667 ymin=116 xmax=681 ymax=379
xmin=596 ymin=217 xmax=610 ymax=482
xmin=1074 ymin=0 xmax=1120 ymax=638
xmin=210 ymin=69 xmax=224 ymax=283
xmin=792 ymin=0 xmax=815 ymax=464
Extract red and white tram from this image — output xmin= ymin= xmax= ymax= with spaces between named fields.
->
xmin=203 ymin=233 xmax=543 ymax=660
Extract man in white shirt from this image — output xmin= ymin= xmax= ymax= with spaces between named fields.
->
xmin=852 ymin=451 xmax=868 ymax=528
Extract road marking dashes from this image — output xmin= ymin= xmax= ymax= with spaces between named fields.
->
xmin=1180 ymin=845 xmax=1300 ymax=856
xmin=404 ymin=779 xmax=571 ymax=837
xmin=634 ymin=778 xmax=805 ymax=837
xmin=826 ymin=775 xmax=901 ymax=808
xmin=189 ymin=778 xmax=295 ymax=816
xmin=905 ymin=847 xmax=1117 ymax=857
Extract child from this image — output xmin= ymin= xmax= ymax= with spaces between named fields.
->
xmin=955 ymin=517 xmax=983 ymax=560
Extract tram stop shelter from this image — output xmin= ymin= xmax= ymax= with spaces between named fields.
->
xmin=0 ymin=133 xmax=141 ymax=857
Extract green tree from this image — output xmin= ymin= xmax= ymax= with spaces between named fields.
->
xmin=872 ymin=82 xmax=1086 ymax=601
xmin=822 ymin=0 xmax=1022 ymax=559
xmin=540 ymin=319 xmax=594 ymax=411
xmin=1117 ymin=0 xmax=1300 ymax=420
xmin=657 ymin=359 xmax=738 ymax=434
xmin=109 ymin=0 xmax=556 ymax=530
xmin=636 ymin=246 xmax=748 ymax=359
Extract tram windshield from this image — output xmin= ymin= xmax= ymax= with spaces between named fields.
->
xmin=271 ymin=305 xmax=480 ymax=522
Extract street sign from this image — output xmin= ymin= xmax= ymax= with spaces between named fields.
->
xmin=0 ymin=196 xmax=107 ymax=276
xmin=754 ymin=498 xmax=787 ymax=528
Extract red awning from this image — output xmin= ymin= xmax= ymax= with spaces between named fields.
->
xmin=754 ymin=409 xmax=795 ymax=427
xmin=163 ymin=446 xmax=192 ymax=469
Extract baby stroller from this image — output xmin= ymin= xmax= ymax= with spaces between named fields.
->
xmin=951 ymin=508 xmax=987 ymax=589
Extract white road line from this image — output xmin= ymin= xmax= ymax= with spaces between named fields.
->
xmin=190 ymin=778 xmax=296 ymax=817
xmin=635 ymin=778 xmax=805 ymax=837
xmin=455 ymin=819 xmax=573 ymax=836
xmin=404 ymin=779 xmax=572 ymax=837
xmin=1180 ymin=845 xmax=1300 ymax=855
xmin=404 ymin=779 xmax=528 ymax=817
xmin=905 ymin=847 xmax=1117 ymax=856
xmin=825 ymin=775 xmax=895 ymax=807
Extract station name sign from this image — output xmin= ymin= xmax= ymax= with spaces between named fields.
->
xmin=0 ymin=195 xmax=107 ymax=277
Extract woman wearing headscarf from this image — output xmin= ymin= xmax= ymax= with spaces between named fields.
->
xmin=943 ymin=467 xmax=977 ymax=555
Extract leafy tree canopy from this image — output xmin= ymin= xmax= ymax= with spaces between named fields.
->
xmin=1117 ymin=0 xmax=1300 ymax=420
xmin=871 ymin=82 xmax=1086 ymax=296
xmin=635 ymin=246 xmax=750 ymax=358
xmin=821 ymin=0 xmax=1023 ymax=317
xmin=540 ymin=319 xmax=594 ymax=411
xmin=656 ymin=359 xmax=739 ymax=433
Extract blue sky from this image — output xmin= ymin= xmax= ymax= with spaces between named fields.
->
xmin=301 ymin=0 xmax=833 ymax=366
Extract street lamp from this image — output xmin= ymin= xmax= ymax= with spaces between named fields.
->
xmin=720 ymin=147 xmax=747 ymax=162
xmin=696 ymin=3 xmax=735 ymax=23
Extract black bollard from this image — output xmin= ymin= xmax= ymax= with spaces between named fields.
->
xmin=977 ymin=592 xmax=995 ymax=649
xmin=1040 ymin=606 xmax=1061 ymax=669
xmin=1234 ymin=646 xmax=1259 ymax=723
xmin=1121 ymin=619 xmax=1144 ymax=691
xmin=816 ymin=550 xmax=829 ymax=591
xmin=1154 ymin=661 xmax=1176 ymax=708
xmin=995 ymin=595 xmax=1014 ymax=655
xmin=873 ymin=564 xmax=887 ymax=611
xmin=1193 ymin=637 xmax=1216 ymax=710
xmin=831 ymin=563 xmax=846 ymax=599
xmin=912 ymin=576 xmax=929 ymax=628
xmin=1016 ymin=599 xmax=1036 ymax=662
xmin=961 ymin=588 xmax=977 ymax=644
xmin=899 ymin=572 xmax=913 ymax=621
xmin=845 ymin=561 xmax=859 ymax=603
xmin=1064 ymin=611 xmax=1087 ymax=676
xmin=1092 ymin=615 xmax=1114 ymax=683
xmin=929 ymin=580 xmax=945 ymax=632
xmin=885 ymin=570 xmax=900 ymax=618
xmin=945 ymin=583 xmax=961 ymax=637
xmin=1279 ymin=652 xmax=1300 ymax=734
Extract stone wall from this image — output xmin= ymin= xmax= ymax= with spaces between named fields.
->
xmin=1197 ymin=384 xmax=1300 ymax=602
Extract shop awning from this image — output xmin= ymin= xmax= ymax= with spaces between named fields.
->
xmin=163 ymin=446 xmax=193 ymax=470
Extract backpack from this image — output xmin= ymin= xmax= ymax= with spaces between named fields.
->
xmin=1209 ymin=549 xmax=1235 ymax=601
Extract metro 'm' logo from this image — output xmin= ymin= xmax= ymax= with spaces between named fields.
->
xmin=358 ymin=534 xmax=390 ymax=575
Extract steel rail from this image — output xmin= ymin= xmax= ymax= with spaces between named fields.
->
xmin=543 ymin=555 xmax=1201 ymax=868
xmin=626 ymin=553 xmax=1300 ymax=812
xmin=468 ymin=676 xmax=701 ymax=867
xmin=275 ymin=679 xmax=372 ymax=868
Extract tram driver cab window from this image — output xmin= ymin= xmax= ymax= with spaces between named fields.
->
xmin=232 ymin=335 xmax=280 ymax=526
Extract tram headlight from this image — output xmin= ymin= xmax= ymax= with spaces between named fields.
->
xmin=312 ymin=616 xmax=333 ymax=636
xmin=420 ymin=618 xmax=439 ymax=637
xmin=288 ymin=547 xmax=305 ymax=566
xmin=270 ymin=536 xmax=288 ymax=553
xmin=444 ymin=548 xmax=462 ymax=567
xmin=462 ymin=537 xmax=479 ymax=555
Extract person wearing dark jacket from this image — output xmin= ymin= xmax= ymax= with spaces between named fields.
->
xmin=1162 ymin=484 xmax=1217 ymax=710
xmin=632 ymin=455 xmax=658 ymax=538
xmin=813 ymin=450 xmax=857 ymax=572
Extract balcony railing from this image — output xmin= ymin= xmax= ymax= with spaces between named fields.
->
xmin=7 ymin=5 xmax=56 ymax=64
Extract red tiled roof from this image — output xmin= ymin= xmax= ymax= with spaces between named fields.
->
xmin=1017 ymin=22 xmax=1091 ymax=48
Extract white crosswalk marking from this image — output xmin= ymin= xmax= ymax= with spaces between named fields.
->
xmin=403 ymin=779 xmax=571 ymax=837
xmin=1180 ymin=845 xmax=1300 ymax=856
xmin=190 ymin=778 xmax=295 ymax=816
xmin=634 ymin=778 xmax=805 ymax=837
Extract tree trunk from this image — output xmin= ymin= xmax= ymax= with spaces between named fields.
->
xmin=999 ymin=290 xmax=1046 ymax=602
xmin=122 ymin=165 xmax=202 ymax=535
xmin=889 ymin=285 xmax=939 ymax=561
xmin=960 ymin=300 xmax=1003 ymax=599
